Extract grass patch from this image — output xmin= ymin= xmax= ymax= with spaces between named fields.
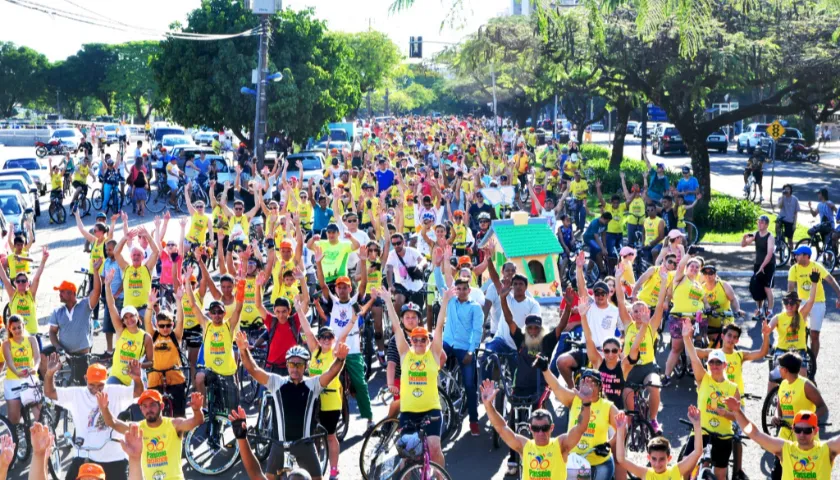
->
xmin=698 ymin=211 xmax=809 ymax=244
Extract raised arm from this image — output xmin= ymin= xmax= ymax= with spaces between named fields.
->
xmin=480 ymin=380 xmax=528 ymax=454
xmin=318 ymin=343 xmax=349 ymax=388
xmin=73 ymin=210 xmax=97 ymax=242
xmin=235 ymin=331 xmax=271 ymax=386
xmin=95 ymin=392 xmax=130 ymax=435
xmin=172 ymin=392 xmax=206 ymax=433
xmin=559 ymin=388 xmax=593 ymax=454
xmin=540 ymin=360 xmax=577 ymax=407
xmin=681 ymin=318 xmax=706 ymax=385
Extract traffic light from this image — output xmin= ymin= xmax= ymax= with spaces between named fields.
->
xmin=409 ymin=36 xmax=423 ymax=58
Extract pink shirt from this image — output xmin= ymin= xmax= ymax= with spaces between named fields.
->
xmin=159 ymin=253 xmax=181 ymax=286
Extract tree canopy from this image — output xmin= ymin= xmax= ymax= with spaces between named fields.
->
xmin=0 ymin=42 xmax=50 ymax=117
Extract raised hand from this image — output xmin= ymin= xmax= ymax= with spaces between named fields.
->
xmin=681 ymin=318 xmax=693 ymax=338
xmin=577 ymin=301 xmax=591 ymax=317
xmin=234 ymin=330 xmax=249 ymax=351
xmin=174 ymin=286 xmax=184 ymax=302
xmin=576 ymin=250 xmax=586 ymax=268
xmin=148 ymin=288 xmax=159 ymax=307
xmin=95 ymin=391 xmax=109 ymax=410
xmin=577 ymin=382 xmax=594 ymax=403
xmin=615 ymin=411 xmax=628 ymax=430
xmin=563 ymin=286 xmax=575 ymax=304
xmin=179 ymin=217 xmax=188 ymax=228
xmin=333 ymin=342 xmax=350 ymax=360
xmin=29 ymin=423 xmax=52 ymax=457
xmin=0 ymin=434 xmax=14 ymax=469
xmin=688 ymin=404 xmax=702 ymax=425
xmin=761 ymin=320 xmax=772 ymax=336
xmin=312 ymin=244 xmax=324 ymax=263
xmin=432 ymin=247 xmax=444 ymax=267
xmin=127 ymin=360 xmax=142 ymax=379
xmin=46 ymin=353 xmax=61 ymax=375
xmin=358 ymin=246 xmax=368 ymax=261
xmin=377 ymin=287 xmax=392 ymax=303
xmin=188 ymin=392 xmax=204 ymax=412
xmin=479 ymin=379 xmax=498 ymax=404
xmin=443 ymin=285 xmax=458 ymax=302
xmin=104 ymin=268 xmax=116 ymax=284
xmin=256 ymin=271 xmax=268 ymax=287
xmin=120 ymin=423 xmax=143 ymax=460
xmin=41 ymin=245 xmax=49 ymax=262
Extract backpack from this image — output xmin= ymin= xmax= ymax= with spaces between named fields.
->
xmin=749 ymin=274 xmax=767 ymax=302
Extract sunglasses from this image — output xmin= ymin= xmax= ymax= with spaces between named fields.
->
xmin=666 ymin=261 xmax=677 ymax=267
xmin=793 ymin=426 xmax=814 ymax=435
xmin=530 ymin=424 xmax=551 ymax=433
xmin=287 ymin=361 xmax=306 ymax=369
xmin=167 ymin=244 xmax=177 ymax=247
xmin=209 ymin=309 xmax=225 ymax=315
xmin=593 ymin=290 xmax=608 ymax=297
xmin=195 ymin=204 xmax=205 ymax=208
xmin=783 ymin=300 xmax=799 ymax=306
xmin=318 ymin=335 xmax=335 ymax=341
xmin=603 ymin=348 xmax=619 ymax=354
xmin=708 ymin=360 xmax=724 ymax=366
xmin=158 ymin=324 xmax=173 ymax=329
xmin=346 ymin=218 xmax=358 ymax=223
xmin=392 ymin=241 xmax=403 ymax=246
xmin=14 ymin=279 xmax=27 ymax=284
xmin=411 ymin=337 xmax=429 ymax=344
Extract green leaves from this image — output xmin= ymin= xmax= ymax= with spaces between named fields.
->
xmin=0 ymin=42 xmax=50 ymax=117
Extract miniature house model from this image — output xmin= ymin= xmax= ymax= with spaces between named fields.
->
xmin=479 ymin=211 xmax=564 ymax=303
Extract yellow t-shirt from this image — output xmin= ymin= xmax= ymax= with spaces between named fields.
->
xmin=310 ymin=347 xmax=342 ymax=411
xmin=570 ymin=179 xmax=589 ymax=200
xmin=638 ymin=267 xmax=674 ymax=307
xmin=139 ymin=417 xmax=184 ymax=480
xmin=226 ymin=214 xmax=250 ymax=242
xmin=211 ymin=205 xmax=228 ymax=232
xmin=697 ymin=373 xmax=738 ymax=436
xmin=626 ymin=197 xmax=646 ymax=226
xmin=316 ymin=240 xmax=353 ymax=282
xmin=567 ymin=397 xmax=612 ymax=466
xmin=780 ymin=440 xmax=832 ymax=480
xmin=514 ymin=153 xmax=530 ymax=174
xmin=787 ymin=262 xmax=829 ymax=303
xmin=400 ymin=349 xmax=441 ymax=413
xmin=50 ymin=173 xmax=63 ymax=191
xmin=73 ymin=165 xmax=90 ymax=183
xmin=111 ymin=328 xmax=146 ymax=385
xmin=604 ymin=204 xmax=626 ymax=234
xmin=723 ymin=350 xmax=746 ymax=407
xmin=671 ymin=278 xmax=704 ymax=314
xmin=90 ymin=239 xmax=105 ymax=276
xmin=204 ymin=321 xmax=236 ymax=376
xmin=6 ymin=336 xmax=34 ymax=381
xmin=182 ymin=291 xmax=203 ymax=330
xmin=645 ymin=465 xmax=681 ymax=480
xmin=10 ymin=292 xmax=37 ymax=335
xmin=778 ymin=377 xmax=815 ymax=441
xmin=677 ymin=205 xmax=687 ymax=228
xmin=239 ymin=277 xmax=261 ymax=327
xmin=774 ymin=311 xmax=808 ymax=351
xmin=522 ymin=437 xmax=566 ymax=480
xmin=123 ymin=265 xmax=151 ymax=308
xmin=624 ymin=322 xmax=656 ymax=366
xmin=451 ymin=223 xmax=468 ymax=245
xmin=9 ymin=249 xmax=30 ymax=278
xmin=186 ymin=212 xmax=209 ymax=244
xmin=270 ymin=257 xmax=298 ymax=303
xmin=704 ymin=281 xmax=732 ymax=313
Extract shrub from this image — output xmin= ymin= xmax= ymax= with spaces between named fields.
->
xmin=696 ymin=195 xmax=761 ymax=233
xmin=556 ymin=144 xmax=680 ymax=195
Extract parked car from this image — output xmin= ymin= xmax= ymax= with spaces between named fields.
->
xmin=625 ymin=121 xmax=639 ymax=134
xmin=194 ymin=132 xmax=219 ymax=146
xmin=152 ymin=127 xmax=186 ymax=150
xmin=771 ymin=128 xmax=804 ymax=157
xmin=2 ymin=158 xmax=49 ymax=196
xmin=589 ymin=122 xmax=605 ymax=132
xmin=160 ymin=134 xmax=195 ymax=150
xmin=0 ymin=190 xmax=35 ymax=239
xmin=633 ymin=122 xmax=659 ymax=138
xmin=49 ymin=128 xmax=84 ymax=151
xmin=736 ymin=123 xmax=769 ymax=154
xmin=168 ymin=145 xmax=215 ymax=171
xmin=103 ymin=125 xmax=119 ymax=145
xmin=706 ymin=130 xmax=729 ymax=153
xmin=652 ymin=125 xmax=686 ymax=155
xmin=0 ymin=177 xmax=39 ymax=217
xmin=283 ymin=152 xmax=325 ymax=189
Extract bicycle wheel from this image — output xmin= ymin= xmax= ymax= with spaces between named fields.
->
xmin=239 ymin=365 xmax=259 ymax=406
xmin=674 ymin=352 xmax=687 ymax=379
xmin=335 ymin=398 xmax=350 ymax=442
xmin=625 ymin=416 xmax=655 ymax=458
xmin=776 ymin=240 xmax=790 ymax=268
xmin=313 ymin=424 xmax=330 ymax=476
xmin=359 ymin=418 xmax=400 ymax=480
xmin=584 ymin=260 xmax=600 ymax=287
xmin=363 ymin=320 xmax=376 ymax=381
xmin=254 ymin=395 xmax=274 ymax=462
xmin=145 ymin=187 xmax=167 ymax=213
xmin=91 ymin=188 xmax=104 ymax=210
xmin=78 ymin=196 xmax=91 ymax=217
xmin=684 ymin=222 xmax=699 ymax=247
xmin=399 ymin=461 xmax=453 ymax=480
xmin=183 ymin=415 xmax=240 ymax=475
xmin=440 ymin=390 xmax=460 ymax=445
xmin=41 ymin=409 xmax=64 ymax=480
xmin=761 ymin=385 xmax=780 ymax=436
xmin=0 ymin=415 xmax=19 ymax=469
xmin=49 ymin=202 xmax=66 ymax=224
xmin=818 ymin=248 xmax=836 ymax=274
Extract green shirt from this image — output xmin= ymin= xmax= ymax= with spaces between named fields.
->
xmin=317 ymin=240 xmax=353 ymax=282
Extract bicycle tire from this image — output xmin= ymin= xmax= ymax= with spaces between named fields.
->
xmin=399 ymin=461 xmax=453 ymax=480
xmin=363 ymin=319 xmax=376 ymax=381
xmin=761 ymin=385 xmax=780 ymax=436
xmin=145 ymin=187 xmax=167 ymax=213
xmin=359 ymin=418 xmax=401 ymax=480
xmin=313 ymin=424 xmax=330 ymax=476
xmin=77 ymin=196 xmax=91 ymax=217
xmin=49 ymin=201 xmax=66 ymax=224
xmin=684 ymin=222 xmax=699 ymax=247
xmin=625 ymin=416 xmax=655 ymax=457
xmin=91 ymin=188 xmax=103 ymax=210
xmin=439 ymin=390 xmax=459 ymax=445
xmin=239 ymin=365 xmax=259 ymax=406
xmin=336 ymin=397 xmax=350 ymax=443
xmin=253 ymin=395 xmax=274 ymax=462
xmin=750 ymin=181 xmax=759 ymax=202
xmin=776 ymin=241 xmax=790 ymax=268
xmin=40 ymin=409 xmax=64 ymax=480
xmin=674 ymin=351 xmax=687 ymax=379
xmin=818 ymin=248 xmax=836 ymax=274
xmin=183 ymin=415 xmax=240 ymax=475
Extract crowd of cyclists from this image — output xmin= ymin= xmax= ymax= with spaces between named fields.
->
xmin=0 ymin=114 xmax=837 ymax=480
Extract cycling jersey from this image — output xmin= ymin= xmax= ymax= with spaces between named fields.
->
xmin=778 ymin=377 xmax=815 ymax=441
xmin=522 ymin=438 xmax=566 ymax=479
xmin=139 ymin=417 xmax=183 ymax=480
xmin=724 ymin=350 xmax=745 ymax=406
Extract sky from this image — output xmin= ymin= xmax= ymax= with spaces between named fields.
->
xmin=0 ymin=0 xmax=512 ymax=62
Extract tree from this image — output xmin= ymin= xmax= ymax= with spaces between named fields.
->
xmin=103 ymin=41 xmax=162 ymax=123
xmin=333 ymin=31 xmax=401 ymax=115
xmin=154 ymin=0 xmax=360 ymax=145
xmin=61 ymin=44 xmax=118 ymax=115
xmin=0 ymin=42 xmax=50 ymax=117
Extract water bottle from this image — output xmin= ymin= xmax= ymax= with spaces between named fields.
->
xmin=79 ymin=267 xmax=88 ymax=274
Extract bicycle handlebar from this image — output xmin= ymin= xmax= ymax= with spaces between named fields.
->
xmin=246 ymin=431 xmax=327 ymax=448
xmin=678 ymin=418 xmax=744 ymax=441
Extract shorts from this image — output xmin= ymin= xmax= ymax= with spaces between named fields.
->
xmin=4 ymin=379 xmax=25 ymax=400
xmin=134 ymin=188 xmax=147 ymax=202
xmin=625 ymin=362 xmax=658 ymax=385
xmin=399 ymin=409 xmax=443 ymax=438
xmin=72 ymin=180 xmax=85 ymax=190
xmin=586 ymin=238 xmax=602 ymax=255
xmin=681 ymin=433 xmax=733 ymax=469
xmin=393 ymin=284 xmax=425 ymax=309
xmin=667 ymin=313 xmax=703 ymax=338
xmin=753 ymin=263 xmax=775 ymax=289
xmin=319 ymin=409 xmax=340 ymax=435
xmin=102 ymin=296 xmax=122 ymax=335
xmin=809 ymin=302 xmax=826 ymax=331
xmin=267 ymin=440 xmax=322 ymax=478
xmin=183 ymin=325 xmax=203 ymax=348
xmin=780 ymin=221 xmax=795 ymax=240
xmin=167 ymin=179 xmax=179 ymax=191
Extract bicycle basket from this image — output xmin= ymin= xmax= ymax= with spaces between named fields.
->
xmin=395 ymin=432 xmax=424 ymax=462
xmin=18 ymin=377 xmax=42 ymax=407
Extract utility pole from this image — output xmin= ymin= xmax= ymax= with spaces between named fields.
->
xmin=491 ymin=62 xmax=498 ymax=130
xmin=384 ymin=88 xmax=390 ymax=117
xmin=254 ymin=15 xmax=271 ymax=170
xmin=56 ymin=89 xmax=60 ymax=117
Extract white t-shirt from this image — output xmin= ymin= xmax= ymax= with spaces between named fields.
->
xmin=386 ymin=247 xmax=425 ymax=292
xmin=416 ymin=230 xmax=436 ymax=257
xmin=469 ymin=286 xmax=486 ymax=307
xmin=585 ymin=302 xmax=620 ymax=351
xmin=493 ymin=294 xmax=541 ymax=349
xmin=166 ymin=162 xmax=180 ymax=182
xmin=327 ymin=293 xmax=360 ymax=353
xmin=485 ymin=283 xmax=534 ymax=335
xmin=56 ymin=384 xmax=135 ymax=462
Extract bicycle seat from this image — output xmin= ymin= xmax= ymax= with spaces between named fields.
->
xmin=509 ymin=393 xmax=542 ymax=406
xmin=396 ymin=432 xmax=424 ymax=461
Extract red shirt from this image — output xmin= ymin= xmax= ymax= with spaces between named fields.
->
xmin=264 ymin=313 xmax=301 ymax=368
xmin=530 ymin=189 xmax=547 ymax=216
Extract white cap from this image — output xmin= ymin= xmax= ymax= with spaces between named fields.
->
xmin=708 ymin=349 xmax=727 ymax=364
xmin=120 ymin=306 xmax=139 ymax=318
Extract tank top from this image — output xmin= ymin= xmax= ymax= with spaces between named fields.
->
xmin=638 ymin=267 xmax=673 ymax=307
xmin=310 ymin=348 xmax=342 ymax=411
xmin=186 ymin=212 xmax=209 ymax=244
xmin=775 ymin=312 xmax=808 ymax=351
xmin=270 ymin=258 xmax=297 ymax=303
xmin=522 ymin=437 xmax=566 ymax=479
xmin=139 ymin=417 xmax=184 ymax=480
xmin=182 ymin=291 xmax=203 ymax=330
xmin=204 ymin=321 xmax=236 ymax=376
xmin=671 ymin=277 xmax=704 ymax=314
xmin=627 ymin=197 xmax=646 ymax=225
xmin=452 ymin=223 xmax=467 ymax=245
xmin=123 ymin=265 xmax=151 ymax=308
xmin=645 ymin=465 xmax=681 ymax=480
xmin=227 ymin=214 xmax=250 ymax=242
xmin=677 ymin=205 xmax=687 ymax=228
xmin=299 ymin=202 xmax=313 ymax=227
xmin=644 ymin=217 xmax=662 ymax=245
xmin=754 ymin=231 xmax=770 ymax=267
xmin=10 ymin=292 xmax=37 ymax=335
xmin=604 ymin=204 xmax=625 ymax=234
xmin=697 ymin=374 xmax=738 ymax=436
xmin=778 ymin=377 xmax=815 ymax=441
xmin=598 ymin=361 xmax=624 ymax=409
xmin=112 ymin=328 xmax=147 ymax=385
xmin=704 ymin=280 xmax=732 ymax=313
xmin=90 ymin=239 xmax=105 ymax=276
xmin=6 ymin=336 xmax=34 ymax=381
xmin=724 ymin=350 xmax=745 ymax=406
xmin=365 ymin=264 xmax=383 ymax=295
xmin=239 ymin=277 xmax=261 ymax=327
xmin=400 ymin=349 xmax=441 ymax=413
xmin=567 ymin=396 xmax=613 ymax=466
xmin=211 ymin=205 xmax=228 ymax=232
xmin=780 ymin=440 xmax=831 ymax=480
xmin=624 ymin=322 xmax=656 ymax=366
xmin=8 ymin=249 xmax=30 ymax=277
xmin=148 ymin=333 xmax=185 ymax=388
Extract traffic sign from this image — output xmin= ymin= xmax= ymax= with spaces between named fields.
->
xmin=768 ymin=120 xmax=785 ymax=140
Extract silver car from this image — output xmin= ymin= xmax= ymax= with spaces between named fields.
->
xmin=283 ymin=152 xmax=325 ymax=189
xmin=2 ymin=158 xmax=49 ymax=196
xmin=0 ymin=190 xmax=35 ymax=240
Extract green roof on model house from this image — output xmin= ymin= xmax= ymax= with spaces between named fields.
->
xmin=480 ymin=217 xmax=563 ymax=258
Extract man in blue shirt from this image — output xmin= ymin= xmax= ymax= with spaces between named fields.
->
xmin=374 ymin=157 xmax=395 ymax=194
xmin=312 ymin=193 xmax=334 ymax=233
xmin=102 ymin=240 xmax=124 ymax=355
xmin=583 ymin=212 xmax=612 ymax=276
xmin=439 ymin=276 xmax=483 ymax=436
xmin=676 ymin=166 xmax=699 ymax=203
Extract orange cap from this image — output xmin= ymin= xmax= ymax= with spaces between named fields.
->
xmin=410 ymin=327 xmax=430 ymax=338
xmin=138 ymin=389 xmax=163 ymax=405
xmin=189 ymin=275 xmax=197 ymax=283
xmin=458 ymin=255 xmax=472 ymax=266
xmin=279 ymin=241 xmax=293 ymax=250
xmin=335 ymin=276 xmax=352 ymax=286
xmin=76 ymin=463 xmax=105 ymax=480
xmin=53 ymin=281 xmax=77 ymax=292
xmin=453 ymin=210 xmax=465 ymax=217
xmin=86 ymin=364 xmax=108 ymax=384
xmin=793 ymin=411 xmax=819 ymax=428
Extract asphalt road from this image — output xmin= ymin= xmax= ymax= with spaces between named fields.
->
xmin=0 ymin=142 xmax=839 ymax=478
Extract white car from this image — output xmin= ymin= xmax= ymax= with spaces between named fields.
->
xmin=0 ymin=190 xmax=35 ymax=240
xmin=160 ymin=134 xmax=195 ymax=149
xmin=103 ymin=125 xmax=119 ymax=145
xmin=2 ymin=158 xmax=49 ymax=196
xmin=283 ymin=152 xmax=325 ymax=189
xmin=736 ymin=123 xmax=769 ymax=154
xmin=49 ymin=128 xmax=84 ymax=151
xmin=0 ymin=176 xmax=39 ymax=218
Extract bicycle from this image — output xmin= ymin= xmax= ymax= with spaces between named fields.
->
xmin=359 ymin=415 xmax=452 ymax=480
xmin=144 ymin=174 xmax=170 ymax=214
xmin=672 ymin=311 xmax=709 ymax=380
xmin=183 ymin=373 xmax=240 ymax=475
xmin=622 ymin=381 xmax=661 ymax=458
xmin=236 ymin=326 xmax=268 ymax=407
xmin=48 ymin=190 xmax=66 ymax=224
xmin=91 ymin=183 xmax=125 ymax=215
xmin=69 ymin=184 xmax=91 ymax=218
xmin=676 ymin=418 xmax=745 ymax=480
xmin=683 ymin=220 xmax=699 ymax=247
xmin=774 ymin=218 xmax=791 ymax=268
xmin=146 ymin=366 xmax=190 ymax=418
xmin=794 ymin=223 xmax=837 ymax=273
xmin=506 ymin=390 xmax=551 ymax=477
xmin=176 ymin=177 xmax=211 ymax=214
xmin=564 ymin=241 xmax=600 ymax=288
xmin=761 ymin=345 xmax=818 ymax=436
xmin=477 ymin=349 xmax=517 ymax=449
xmin=743 ymin=172 xmax=759 ymax=203
xmin=58 ymin=437 xmax=119 ymax=480
xmin=437 ymin=357 xmax=470 ymax=443
xmin=248 ymin=427 xmax=330 ymax=479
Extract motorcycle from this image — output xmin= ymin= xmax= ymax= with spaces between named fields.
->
xmin=781 ymin=140 xmax=820 ymax=163
xmin=34 ymin=140 xmax=69 ymax=158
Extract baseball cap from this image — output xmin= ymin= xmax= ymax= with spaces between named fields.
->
xmin=335 ymin=276 xmax=352 ymax=286
xmin=53 ymin=281 xmax=77 ymax=293
xmin=592 ymin=281 xmax=610 ymax=294
xmin=86 ymin=364 xmax=108 ymax=384
xmin=458 ymin=256 xmax=471 ymax=266
xmin=524 ymin=315 xmax=543 ymax=327
xmin=708 ymin=350 xmax=727 ymax=364
xmin=681 ymin=166 xmax=691 ymax=172
xmin=76 ymin=463 xmax=105 ymax=480
xmin=701 ymin=264 xmax=717 ymax=275
xmin=793 ymin=411 xmax=819 ymax=428
xmin=120 ymin=306 xmax=139 ymax=318
xmin=138 ymin=389 xmax=164 ymax=405
xmin=793 ymin=246 xmax=812 ymax=257
xmin=410 ymin=327 xmax=430 ymax=338
xmin=279 ymin=240 xmax=293 ymax=250
xmin=325 ymin=223 xmax=340 ymax=232
xmin=317 ymin=326 xmax=334 ymax=338
xmin=668 ymin=229 xmax=683 ymax=240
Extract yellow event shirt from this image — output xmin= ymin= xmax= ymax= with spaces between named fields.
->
xmin=637 ymin=267 xmax=673 ymax=307
xmin=643 ymin=217 xmax=663 ymax=245
xmin=778 ymin=377 xmax=815 ymax=441
xmin=73 ymin=165 xmax=89 ymax=183
xmin=570 ymin=179 xmax=588 ymax=200
xmin=626 ymin=197 xmax=646 ymax=226
xmin=186 ymin=212 xmax=209 ymax=244
xmin=90 ymin=239 xmax=105 ymax=276
xmin=182 ymin=291 xmax=203 ymax=330
xmin=400 ymin=349 xmax=441 ymax=413
xmin=697 ymin=374 xmax=738 ymax=436
xmin=111 ymin=328 xmax=146 ymax=385
xmin=310 ymin=348 xmax=342 ymax=411
xmin=780 ymin=440 xmax=831 ymax=480
xmin=140 ymin=417 xmax=184 ymax=480
xmin=671 ymin=278 xmax=704 ymax=314
xmin=10 ymin=291 xmax=37 ymax=335
xmin=775 ymin=311 xmax=808 ymax=351
xmin=787 ymin=262 xmax=829 ymax=303
xmin=9 ymin=249 xmax=31 ymax=277
xmin=567 ymin=397 xmax=612 ymax=466
xmin=522 ymin=437 xmax=566 ymax=480
xmin=50 ymin=173 xmax=63 ymax=191
xmin=204 ymin=321 xmax=236 ymax=376
xmin=6 ymin=336 xmax=34 ymax=381
xmin=239 ymin=277 xmax=261 ymax=327
xmin=603 ymin=204 xmax=626 ymax=234
xmin=624 ymin=322 xmax=656 ymax=366
xmin=123 ymin=265 xmax=151 ymax=308
xmin=645 ymin=465 xmax=682 ymax=480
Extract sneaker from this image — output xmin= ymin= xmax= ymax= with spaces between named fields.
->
xmin=732 ymin=470 xmax=750 ymax=480
xmin=661 ymin=375 xmax=672 ymax=387
xmin=506 ymin=462 xmax=518 ymax=477
xmin=470 ymin=422 xmax=480 ymax=436
xmin=365 ymin=419 xmax=375 ymax=433
xmin=329 ymin=467 xmax=340 ymax=480
xmin=650 ymin=419 xmax=662 ymax=434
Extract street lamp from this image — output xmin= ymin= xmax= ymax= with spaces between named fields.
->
xmin=267 ymin=72 xmax=283 ymax=82
xmin=241 ymin=87 xmax=257 ymax=96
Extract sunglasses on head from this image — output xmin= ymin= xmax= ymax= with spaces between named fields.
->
xmin=793 ymin=426 xmax=814 ymax=435
xmin=530 ymin=424 xmax=551 ymax=433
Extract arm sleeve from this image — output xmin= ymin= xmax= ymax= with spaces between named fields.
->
xmin=266 ymin=372 xmax=287 ymax=392
xmin=306 ymin=376 xmax=324 ymax=396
